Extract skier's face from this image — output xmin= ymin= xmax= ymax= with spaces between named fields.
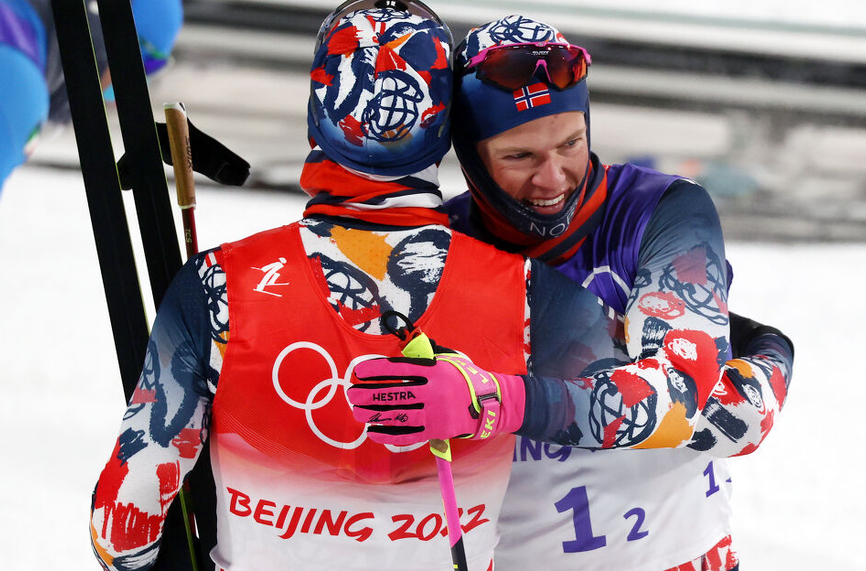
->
xmin=476 ymin=111 xmax=588 ymax=216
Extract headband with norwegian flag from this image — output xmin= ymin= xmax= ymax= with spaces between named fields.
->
xmin=513 ymin=83 xmax=551 ymax=112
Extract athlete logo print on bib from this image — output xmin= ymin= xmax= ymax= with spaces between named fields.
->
xmin=252 ymin=257 xmax=291 ymax=297
xmin=272 ymin=342 xmax=424 ymax=452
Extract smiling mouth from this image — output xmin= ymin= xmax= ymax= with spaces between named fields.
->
xmin=526 ymin=194 xmax=565 ymax=208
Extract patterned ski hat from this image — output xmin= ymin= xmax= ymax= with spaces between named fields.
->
xmin=307 ymin=6 xmax=453 ymax=176
xmin=452 ymin=15 xmax=593 ymax=247
xmin=453 ymin=15 xmax=589 ymax=143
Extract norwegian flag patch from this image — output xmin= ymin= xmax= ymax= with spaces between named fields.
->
xmin=513 ymin=83 xmax=551 ymax=111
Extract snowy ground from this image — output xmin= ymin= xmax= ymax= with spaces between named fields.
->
xmin=1 ymin=166 xmax=864 ymax=570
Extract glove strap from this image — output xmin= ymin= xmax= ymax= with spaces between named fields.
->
xmin=436 ymin=355 xmax=502 ymax=439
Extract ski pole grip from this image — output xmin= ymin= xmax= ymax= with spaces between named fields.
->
xmin=398 ymin=332 xmax=453 ymax=462
xmin=164 ymin=102 xmax=196 ymax=209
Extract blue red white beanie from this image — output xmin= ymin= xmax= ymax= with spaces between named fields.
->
xmin=454 ymin=15 xmax=589 ymax=143
xmin=452 ymin=15 xmax=592 ymax=246
xmin=307 ymin=8 xmax=452 ymax=177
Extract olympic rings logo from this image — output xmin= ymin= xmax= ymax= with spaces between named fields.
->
xmin=271 ymin=341 xmax=424 ymax=453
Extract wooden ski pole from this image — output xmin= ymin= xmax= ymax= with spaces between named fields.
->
xmin=164 ymin=102 xmax=199 ymax=259
xmin=163 ymin=101 xmax=204 ymax=571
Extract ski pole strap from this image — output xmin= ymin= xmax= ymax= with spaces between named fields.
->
xmin=117 ymin=118 xmax=250 ymax=188
xmin=435 ymin=354 xmax=503 ymax=439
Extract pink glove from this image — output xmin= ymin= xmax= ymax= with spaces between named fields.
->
xmin=348 ymin=347 xmax=526 ymax=446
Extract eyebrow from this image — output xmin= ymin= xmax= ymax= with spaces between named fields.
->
xmin=494 ymin=128 xmax=587 ymax=156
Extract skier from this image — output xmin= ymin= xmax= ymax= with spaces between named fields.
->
xmin=89 ymin=3 xmax=609 ymax=569
xmin=349 ymin=15 xmax=794 ymax=571
xmin=0 ymin=0 xmax=183 ymax=193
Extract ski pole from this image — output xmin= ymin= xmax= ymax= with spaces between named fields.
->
xmin=164 ymin=101 xmax=204 ymax=571
xmin=430 ymin=439 xmax=469 ymax=571
xmin=399 ymin=330 xmax=469 ymax=571
xmin=164 ymin=102 xmax=199 ymax=259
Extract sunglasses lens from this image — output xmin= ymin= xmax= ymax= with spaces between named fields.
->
xmin=546 ymin=49 xmax=579 ymax=90
xmin=476 ymin=47 xmax=539 ymax=90
xmin=472 ymin=44 xmax=588 ymax=91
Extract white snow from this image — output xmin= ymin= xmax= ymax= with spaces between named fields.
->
xmin=1 ymin=165 xmax=864 ymax=569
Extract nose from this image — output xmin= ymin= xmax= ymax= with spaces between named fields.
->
xmin=531 ymin=155 xmax=568 ymax=192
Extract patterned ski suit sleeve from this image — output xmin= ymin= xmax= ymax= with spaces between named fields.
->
xmin=635 ymin=182 xmax=794 ymax=457
xmin=90 ymin=250 xmax=226 ymax=570
xmin=695 ymin=326 xmax=793 ymax=457
xmin=520 ymin=181 xmax=793 ymax=451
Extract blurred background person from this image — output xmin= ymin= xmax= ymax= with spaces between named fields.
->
xmin=0 ymin=0 xmax=183 ymax=194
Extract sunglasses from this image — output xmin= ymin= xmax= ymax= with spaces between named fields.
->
xmin=314 ymin=0 xmax=452 ymax=54
xmin=463 ymin=42 xmax=591 ymax=91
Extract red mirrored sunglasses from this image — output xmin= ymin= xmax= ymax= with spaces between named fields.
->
xmin=463 ymin=42 xmax=591 ymax=91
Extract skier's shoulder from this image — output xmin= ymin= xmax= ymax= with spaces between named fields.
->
xmin=646 ymin=177 xmax=720 ymax=240
xmin=160 ymin=248 xmax=223 ymax=311
xmin=603 ymin=162 xmax=720 ymax=252
xmin=605 ymin=162 xmax=685 ymax=205
xmin=220 ymin=223 xmax=300 ymax=254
